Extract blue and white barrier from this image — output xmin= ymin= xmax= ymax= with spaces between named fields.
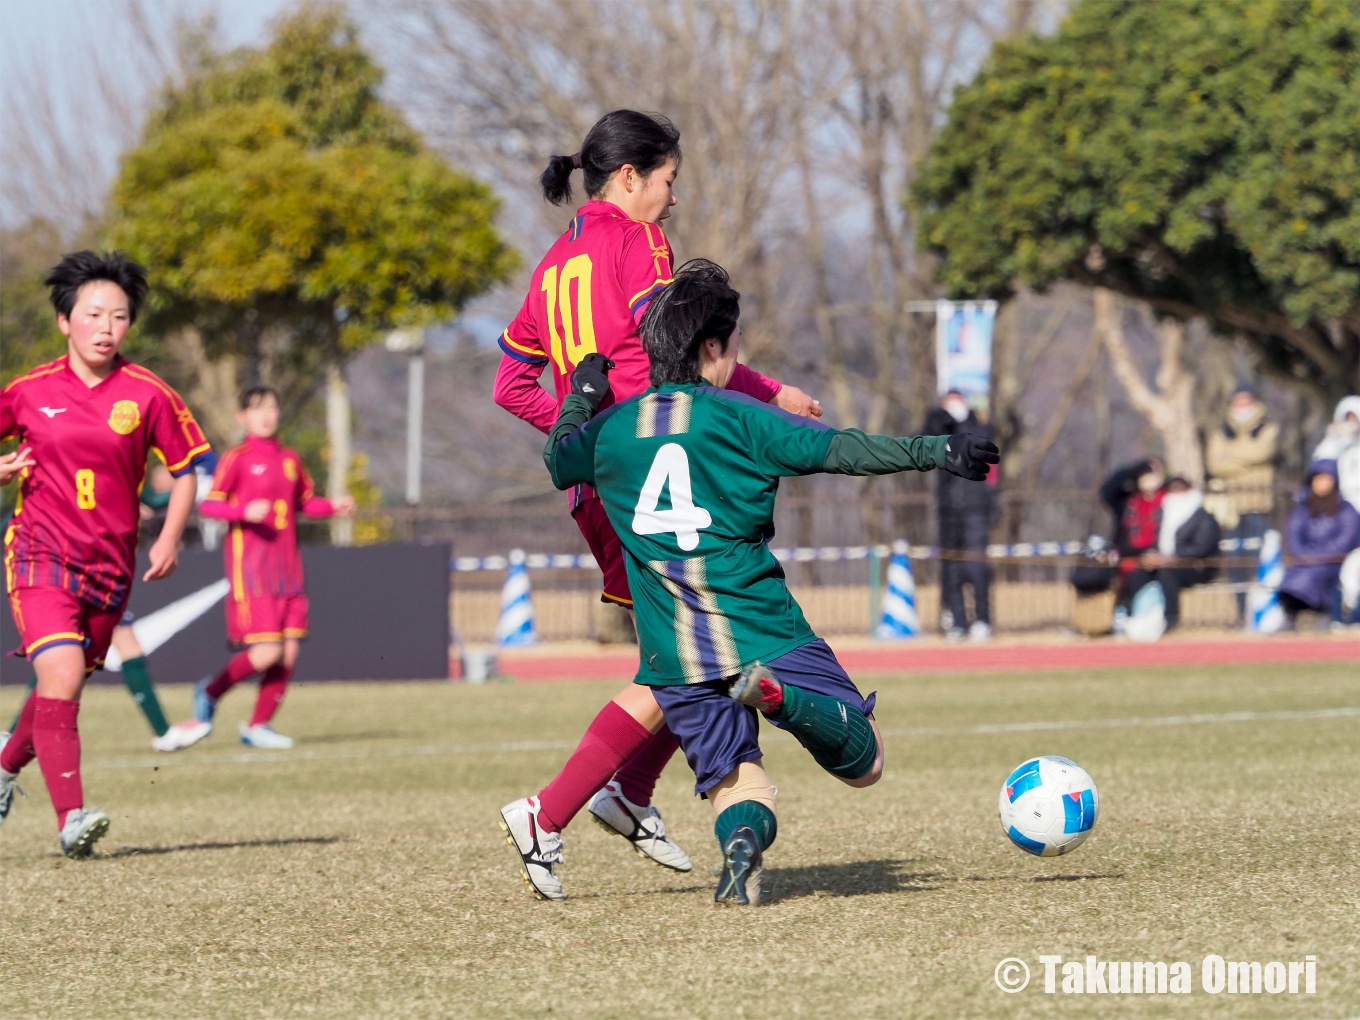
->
xmin=495 ymin=548 xmax=537 ymax=647
xmin=1248 ymin=529 xmax=1285 ymax=634
xmin=877 ymin=540 xmax=920 ymax=639
xmin=452 ymin=536 xmax=1266 ymax=572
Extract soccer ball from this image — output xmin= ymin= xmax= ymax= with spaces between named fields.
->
xmin=998 ymin=756 xmax=1099 ymax=857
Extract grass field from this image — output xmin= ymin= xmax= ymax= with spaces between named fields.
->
xmin=2 ymin=661 xmax=1358 ymax=1020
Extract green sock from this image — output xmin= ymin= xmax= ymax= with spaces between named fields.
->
xmin=714 ymin=799 xmax=777 ymax=851
xmin=121 ymin=657 xmax=170 ymax=736
xmin=7 ymin=673 xmax=37 ymax=732
xmin=772 ymin=683 xmax=879 ymax=780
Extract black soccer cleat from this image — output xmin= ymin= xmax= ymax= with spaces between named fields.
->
xmin=714 ymin=824 xmax=763 ymax=906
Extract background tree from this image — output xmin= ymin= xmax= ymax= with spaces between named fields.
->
xmin=913 ymin=0 xmax=1360 ymax=403
xmin=109 ymin=3 xmax=516 ymax=541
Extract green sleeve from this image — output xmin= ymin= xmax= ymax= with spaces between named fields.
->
xmin=543 ymin=393 xmax=599 ymax=489
xmin=821 ymin=430 xmax=949 ymax=476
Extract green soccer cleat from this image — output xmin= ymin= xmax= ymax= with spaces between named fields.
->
xmin=714 ymin=824 xmax=763 ymax=906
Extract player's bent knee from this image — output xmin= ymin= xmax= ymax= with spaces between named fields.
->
xmin=709 ymin=760 xmax=777 ymax=816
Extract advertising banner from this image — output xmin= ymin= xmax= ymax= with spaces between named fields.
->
xmin=936 ymin=299 xmax=998 ymax=407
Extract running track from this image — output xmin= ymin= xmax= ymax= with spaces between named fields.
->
xmin=493 ymin=637 xmax=1360 ymax=683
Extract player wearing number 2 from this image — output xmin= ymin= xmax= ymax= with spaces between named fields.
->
xmin=494 ymin=111 xmax=822 ymax=896
xmin=544 ymin=261 xmax=1000 ymax=904
xmin=0 ymin=251 xmax=212 ymax=857
xmin=156 ymin=386 xmax=354 ymax=752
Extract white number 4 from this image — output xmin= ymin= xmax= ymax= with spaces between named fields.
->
xmin=631 ymin=443 xmax=712 ymax=552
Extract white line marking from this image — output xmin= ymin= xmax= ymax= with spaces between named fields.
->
xmin=883 ymin=705 xmax=1360 ymax=738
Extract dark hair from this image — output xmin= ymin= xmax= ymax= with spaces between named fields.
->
xmin=540 ymin=110 xmax=681 ymax=206
xmin=44 ymin=250 xmax=149 ymax=324
xmin=239 ymin=385 xmax=280 ymax=410
xmin=639 ymin=259 xmax=739 ymax=386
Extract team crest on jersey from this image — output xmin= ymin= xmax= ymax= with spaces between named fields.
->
xmin=108 ymin=399 xmax=141 ymax=435
xmin=283 ymin=459 xmax=297 ymax=481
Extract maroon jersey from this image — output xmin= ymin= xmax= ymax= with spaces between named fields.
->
xmin=493 ymin=200 xmax=780 ymax=434
xmin=1 ymin=356 xmax=211 ymax=608
xmin=199 ymin=436 xmax=335 ymax=599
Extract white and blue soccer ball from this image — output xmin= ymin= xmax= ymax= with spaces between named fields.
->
xmin=998 ymin=756 xmax=1099 ymax=857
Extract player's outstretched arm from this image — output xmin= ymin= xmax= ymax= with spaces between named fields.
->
xmin=821 ymin=430 xmax=999 ymax=480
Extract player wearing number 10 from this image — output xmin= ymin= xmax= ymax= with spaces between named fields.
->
xmin=495 ymin=111 xmax=822 ymax=895
xmin=545 ymin=261 xmax=1001 ymax=904
xmin=0 ymin=251 xmax=212 ymax=857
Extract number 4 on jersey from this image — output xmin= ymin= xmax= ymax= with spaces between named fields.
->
xmin=631 ymin=443 xmax=712 ymax=552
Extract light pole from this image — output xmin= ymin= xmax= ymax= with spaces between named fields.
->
xmin=385 ymin=327 xmax=425 ymax=540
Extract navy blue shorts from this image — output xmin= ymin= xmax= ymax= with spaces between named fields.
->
xmin=649 ymin=638 xmax=876 ymax=795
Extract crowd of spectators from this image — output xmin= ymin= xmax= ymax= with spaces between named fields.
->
xmin=1074 ymin=389 xmax=1360 ymax=637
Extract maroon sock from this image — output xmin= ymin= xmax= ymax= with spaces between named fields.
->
xmin=32 ymin=697 xmax=81 ymax=829
xmin=1 ymin=691 xmax=37 ymax=774
xmin=205 ymin=651 xmax=257 ymax=701
xmin=536 ymin=701 xmax=651 ymax=833
xmin=613 ymin=724 xmax=680 ymax=807
xmin=249 ymin=663 xmax=292 ymax=726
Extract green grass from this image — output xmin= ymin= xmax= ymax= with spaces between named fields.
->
xmin=2 ymin=662 xmax=1358 ymax=1019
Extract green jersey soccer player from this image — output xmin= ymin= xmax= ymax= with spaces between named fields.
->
xmin=544 ymin=260 xmax=1000 ymax=905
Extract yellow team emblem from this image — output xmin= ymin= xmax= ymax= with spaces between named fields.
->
xmin=283 ymin=458 xmax=297 ymax=481
xmin=108 ymin=399 xmax=141 ymax=435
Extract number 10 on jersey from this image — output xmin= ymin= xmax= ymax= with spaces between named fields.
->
xmin=542 ymin=254 xmax=597 ymax=374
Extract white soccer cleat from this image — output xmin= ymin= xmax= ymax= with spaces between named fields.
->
xmin=60 ymin=806 xmax=110 ymax=859
xmin=239 ymin=723 xmax=294 ymax=749
xmin=152 ymin=721 xmax=212 ymax=752
xmin=499 ymin=796 xmax=565 ymax=901
xmin=589 ymin=781 xmax=693 ymax=872
xmin=969 ymin=621 xmax=992 ymax=642
xmin=0 ymin=732 xmax=26 ymax=828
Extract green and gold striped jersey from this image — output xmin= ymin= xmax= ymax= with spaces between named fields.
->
xmin=546 ymin=383 xmax=948 ymax=685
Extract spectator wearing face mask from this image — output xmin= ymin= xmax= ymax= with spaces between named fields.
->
xmin=1098 ymin=459 xmax=1166 ymax=596
xmin=1205 ymin=384 xmax=1279 ymax=622
xmin=1312 ymin=397 xmax=1360 ymax=511
xmin=923 ymin=390 xmax=996 ymax=640
xmin=1277 ymin=460 xmax=1360 ymax=627
xmin=1121 ymin=477 xmax=1221 ymax=631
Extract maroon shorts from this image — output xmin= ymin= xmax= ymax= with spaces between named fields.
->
xmin=7 ymin=585 xmax=124 ymax=674
xmin=572 ymin=496 xmax=632 ymax=606
xmin=227 ymin=593 xmax=309 ymax=647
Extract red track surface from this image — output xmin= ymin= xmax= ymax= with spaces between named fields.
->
xmin=492 ymin=636 xmax=1360 ymax=683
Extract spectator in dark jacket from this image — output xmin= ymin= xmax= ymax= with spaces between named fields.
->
xmin=1278 ymin=460 xmax=1360 ymax=624
xmin=1099 ymin=458 xmax=1166 ymax=566
xmin=1122 ymin=477 xmax=1221 ymax=630
xmin=924 ymin=390 xmax=995 ymax=640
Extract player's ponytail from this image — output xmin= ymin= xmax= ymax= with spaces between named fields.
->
xmin=640 ymin=259 xmax=740 ymax=386
xmin=539 ymin=110 xmax=682 ymax=206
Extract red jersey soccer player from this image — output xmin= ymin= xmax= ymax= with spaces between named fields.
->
xmin=0 ymin=251 xmax=211 ymax=858
xmin=157 ymin=387 xmax=353 ymax=752
xmin=493 ymin=110 xmax=821 ymax=899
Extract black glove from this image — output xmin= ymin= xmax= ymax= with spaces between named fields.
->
xmin=943 ymin=433 xmax=1000 ymax=481
xmin=570 ymin=353 xmax=615 ymax=411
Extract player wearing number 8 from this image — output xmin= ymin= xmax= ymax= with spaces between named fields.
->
xmin=0 ymin=251 xmax=212 ymax=857
xmin=545 ymin=260 xmax=1000 ymax=903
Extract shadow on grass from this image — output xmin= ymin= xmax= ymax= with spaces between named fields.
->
xmin=763 ymin=858 xmax=944 ymax=902
xmin=295 ymin=731 xmax=411 ymax=745
xmin=103 ymin=836 xmax=342 ymax=859
xmin=1032 ymin=872 xmax=1124 ymax=882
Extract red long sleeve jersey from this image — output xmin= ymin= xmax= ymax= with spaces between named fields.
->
xmin=1 ymin=356 xmax=212 ymax=609
xmin=199 ymin=436 xmax=335 ymax=599
xmin=493 ymin=200 xmax=780 ymax=435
